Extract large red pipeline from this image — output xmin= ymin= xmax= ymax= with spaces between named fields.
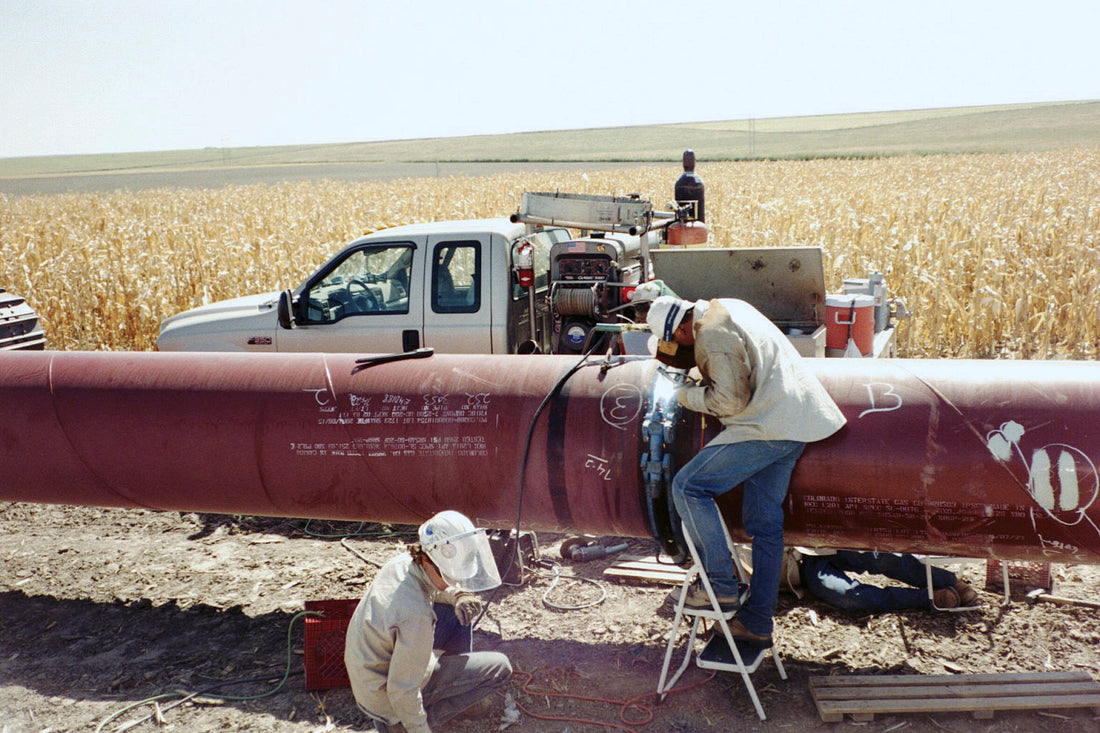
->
xmin=1 ymin=351 xmax=1099 ymax=563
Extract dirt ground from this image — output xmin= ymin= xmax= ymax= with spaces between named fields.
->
xmin=2 ymin=503 xmax=1099 ymax=733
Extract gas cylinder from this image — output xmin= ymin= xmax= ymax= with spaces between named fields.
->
xmin=666 ymin=220 xmax=708 ymax=246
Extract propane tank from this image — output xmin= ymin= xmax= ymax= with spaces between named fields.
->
xmin=515 ymin=240 xmax=534 ymax=288
xmin=666 ymin=220 xmax=708 ymax=246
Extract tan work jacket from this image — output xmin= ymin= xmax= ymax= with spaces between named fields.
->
xmin=344 ymin=553 xmax=457 ymax=733
xmin=677 ymin=298 xmax=846 ymax=445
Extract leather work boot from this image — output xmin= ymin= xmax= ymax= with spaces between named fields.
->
xmin=955 ymin=580 xmax=980 ymax=606
xmin=727 ymin=618 xmax=773 ymax=648
xmin=932 ymin=586 xmax=960 ymax=609
xmin=682 ymin=579 xmax=740 ymax=613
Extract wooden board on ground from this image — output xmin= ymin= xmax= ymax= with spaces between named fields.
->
xmin=603 ymin=555 xmax=687 ymax=585
xmin=809 ymin=671 xmax=1100 ymax=722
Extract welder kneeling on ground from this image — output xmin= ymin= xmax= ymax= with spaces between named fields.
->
xmin=345 ymin=510 xmax=511 ymax=733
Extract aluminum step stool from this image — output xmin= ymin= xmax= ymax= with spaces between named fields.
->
xmin=656 ymin=518 xmax=786 ymax=721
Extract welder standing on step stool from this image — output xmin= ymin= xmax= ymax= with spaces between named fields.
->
xmin=646 ymin=295 xmax=846 ymax=647
xmin=344 ymin=510 xmax=511 ymax=733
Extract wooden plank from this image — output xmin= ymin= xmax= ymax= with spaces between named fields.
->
xmin=610 ymin=558 xmax=687 ymax=573
xmin=810 ymin=670 xmax=1090 ymax=687
xmin=615 ymin=553 xmax=682 ymax=565
xmin=809 ymin=672 xmax=1100 ymax=722
xmin=603 ymin=557 xmax=688 ymax=585
xmin=815 ymin=693 xmax=1100 ymax=718
xmin=602 ymin=567 xmax=685 ymax=584
xmin=811 ymin=681 xmax=1100 ymax=700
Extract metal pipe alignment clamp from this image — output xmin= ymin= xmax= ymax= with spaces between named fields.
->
xmin=642 ymin=367 xmax=688 ymax=564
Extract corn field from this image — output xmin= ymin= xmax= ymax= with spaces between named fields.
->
xmin=2 ymin=149 xmax=1099 ymax=357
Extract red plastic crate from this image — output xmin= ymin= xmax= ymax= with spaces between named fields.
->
xmin=304 ymin=598 xmax=361 ymax=691
xmin=985 ymin=559 xmax=1052 ymax=592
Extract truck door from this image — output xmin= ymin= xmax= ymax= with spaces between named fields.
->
xmin=278 ymin=240 xmax=425 ymax=354
xmin=422 ymin=235 xmax=491 ymax=353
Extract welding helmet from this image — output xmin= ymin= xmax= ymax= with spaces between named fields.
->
xmin=646 ymin=295 xmax=691 ymax=342
xmin=418 ymin=510 xmax=502 ymax=592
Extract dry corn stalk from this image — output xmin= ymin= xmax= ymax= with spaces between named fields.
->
xmin=2 ymin=148 xmax=1097 ymax=357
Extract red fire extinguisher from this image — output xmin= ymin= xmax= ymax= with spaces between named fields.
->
xmin=515 ymin=241 xmax=534 ymax=288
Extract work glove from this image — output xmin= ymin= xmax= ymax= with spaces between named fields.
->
xmin=454 ymin=592 xmax=483 ymax=626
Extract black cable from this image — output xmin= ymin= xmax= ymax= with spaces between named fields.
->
xmin=474 ymin=339 xmax=606 ymax=627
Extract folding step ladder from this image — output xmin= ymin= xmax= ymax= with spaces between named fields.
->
xmin=656 ymin=519 xmax=786 ymax=721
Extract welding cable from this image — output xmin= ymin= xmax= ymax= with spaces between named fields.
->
xmin=506 ymin=668 xmax=716 ymax=732
xmin=93 ymin=610 xmax=320 ymax=733
xmin=341 ymin=536 xmax=384 ymax=568
xmin=511 ymin=339 xmax=606 ymax=539
xmin=303 ymin=519 xmax=367 ymax=537
xmin=472 ymin=339 xmax=605 ymax=624
xmin=534 ymin=561 xmax=607 ymax=611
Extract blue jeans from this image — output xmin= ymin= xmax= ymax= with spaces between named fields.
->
xmin=801 ymin=551 xmax=958 ymax=613
xmin=672 ymin=439 xmax=805 ymax=636
xmin=433 ymin=603 xmax=472 ymax=654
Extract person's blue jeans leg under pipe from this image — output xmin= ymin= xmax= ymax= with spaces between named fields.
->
xmin=802 ymin=551 xmax=958 ymax=612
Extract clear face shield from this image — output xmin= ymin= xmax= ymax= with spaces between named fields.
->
xmin=426 ymin=527 xmax=502 ymax=593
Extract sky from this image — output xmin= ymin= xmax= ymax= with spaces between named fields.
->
xmin=2 ymin=0 xmax=1098 ymax=159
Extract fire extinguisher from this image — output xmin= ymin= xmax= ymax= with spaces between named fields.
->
xmin=515 ymin=240 xmax=534 ymax=288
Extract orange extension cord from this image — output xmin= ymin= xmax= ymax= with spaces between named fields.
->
xmin=507 ymin=668 xmax=717 ymax=732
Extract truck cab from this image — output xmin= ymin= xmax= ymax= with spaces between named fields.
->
xmin=157 ymin=219 xmax=571 ymax=354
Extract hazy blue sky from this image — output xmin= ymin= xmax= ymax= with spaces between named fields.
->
xmin=2 ymin=0 xmax=1097 ymax=158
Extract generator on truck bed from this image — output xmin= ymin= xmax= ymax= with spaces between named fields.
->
xmin=510 ymin=191 xmax=659 ymax=354
xmin=511 ymin=190 xmax=902 ymax=360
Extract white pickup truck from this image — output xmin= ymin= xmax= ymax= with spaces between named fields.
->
xmin=158 ymin=219 xmax=568 ymax=354
xmin=156 ymin=202 xmax=651 ymax=355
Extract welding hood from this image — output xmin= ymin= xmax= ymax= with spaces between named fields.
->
xmin=419 ymin=511 xmax=502 ymax=592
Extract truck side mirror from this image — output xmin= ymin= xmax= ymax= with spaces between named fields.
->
xmin=277 ymin=290 xmax=296 ymax=329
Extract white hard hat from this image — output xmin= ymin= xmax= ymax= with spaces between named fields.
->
xmin=646 ymin=295 xmax=691 ymax=342
xmin=630 ymin=279 xmax=678 ymax=307
xmin=418 ymin=510 xmax=502 ymax=592
xmin=630 ymin=281 xmax=663 ymax=305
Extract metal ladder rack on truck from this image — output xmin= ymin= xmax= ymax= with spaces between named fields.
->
xmin=511 ymin=191 xmax=681 ymax=354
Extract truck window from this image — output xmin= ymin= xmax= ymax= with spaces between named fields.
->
xmin=511 ymin=229 xmax=569 ymax=300
xmin=304 ymin=244 xmax=413 ymax=323
xmin=432 ymin=241 xmax=481 ymax=314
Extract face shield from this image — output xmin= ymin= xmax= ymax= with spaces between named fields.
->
xmin=419 ymin=511 xmax=502 ymax=592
